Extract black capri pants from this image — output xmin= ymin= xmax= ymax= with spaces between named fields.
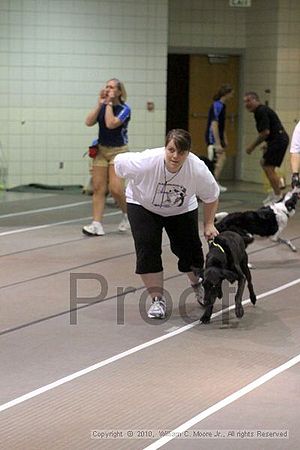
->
xmin=127 ymin=203 xmax=204 ymax=275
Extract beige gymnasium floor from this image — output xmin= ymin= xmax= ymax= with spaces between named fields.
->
xmin=0 ymin=182 xmax=299 ymax=450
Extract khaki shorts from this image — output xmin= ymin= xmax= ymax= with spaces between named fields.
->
xmin=93 ymin=145 xmax=128 ymax=168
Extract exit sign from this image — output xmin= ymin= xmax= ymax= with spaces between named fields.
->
xmin=229 ymin=0 xmax=251 ymax=6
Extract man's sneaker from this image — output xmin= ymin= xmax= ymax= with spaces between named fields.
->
xmin=218 ymin=183 xmax=227 ymax=193
xmin=147 ymin=297 xmax=166 ymax=319
xmin=263 ymin=192 xmax=282 ymax=206
xmin=262 ymin=191 xmax=275 ymax=206
xmin=118 ymin=215 xmax=130 ymax=232
xmin=192 ymin=279 xmax=205 ymax=307
xmin=82 ymin=222 xmax=105 ymax=236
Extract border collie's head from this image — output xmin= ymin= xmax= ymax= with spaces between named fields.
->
xmin=271 ymin=191 xmax=298 ymax=218
xmin=283 ymin=192 xmax=298 ymax=217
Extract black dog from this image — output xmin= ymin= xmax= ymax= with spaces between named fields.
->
xmin=201 ymin=231 xmax=257 ymax=324
xmin=215 ymin=191 xmax=298 ymax=249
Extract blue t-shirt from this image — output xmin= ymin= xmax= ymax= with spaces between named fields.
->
xmin=98 ymin=103 xmax=131 ymax=147
xmin=205 ymin=100 xmax=226 ymax=146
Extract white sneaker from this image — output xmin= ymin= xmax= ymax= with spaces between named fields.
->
xmin=192 ymin=279 xmax=205 ymax=307
xmin=218 ymin=183 xmax=227 ymax=193
xmin=147 ymin=297 xmax=166 ymax=319
xmin=263 ymin=192 xmax=282 ymax=206
xmin=82 ymin=222 xmax=105 ymax=236
xmin=263 ymin=191 xmax=275 ymax=206
xmin=118 ymin=214 xmax=130 ymax=232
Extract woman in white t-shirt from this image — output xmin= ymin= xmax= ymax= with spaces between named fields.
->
xmin=290 ymin=120 xmax=300 ymax=188
xmin=115 ymin=129 xmax=219 ymax=319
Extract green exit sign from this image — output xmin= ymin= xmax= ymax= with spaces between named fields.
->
xmin=229 ymin=0 xmax=251 ymax=6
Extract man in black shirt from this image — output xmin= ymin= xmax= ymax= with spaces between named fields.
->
xmin=244 ymin=91 xmax=289 ymax=205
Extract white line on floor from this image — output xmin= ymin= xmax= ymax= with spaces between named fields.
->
xmin=0 ymin=211 xmax=121 ymax=236
xmin=143 ymin=353 xmax=300 ymax=449
xmin=0 ymin=277 xmax=299 ymax=414
xmin=0 ymin=201 xmax=91 ymax=219
xmin=165 ymin=326 xmax=180 ymax=333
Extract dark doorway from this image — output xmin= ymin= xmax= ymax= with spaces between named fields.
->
xmin=166 ymin=54 xmax=189 ymax=133
xmin=167 ymin=53 xmax=240 ymax=181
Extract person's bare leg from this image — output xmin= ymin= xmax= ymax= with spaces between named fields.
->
xmin=142 ymin=271 xmax=167 ymax=318
xmin=92 ymin=165 xmax=108 ymax=221
xmin=187 ymin=271 xmax=205 ymax=305
xmin=186 ymin=271 xmax=201 ymax=285
xmin=108 ymin=164 xmax=127 ymax=213
xmin=141 ymin=272 xmax=202 ymax=296
xmin=140 ymin=272 xmax=164 ymax=299
xmin=214 ymin=151 xmax=226 ymax=181
xmin=262 ymin=165 xmax=281 ymax=195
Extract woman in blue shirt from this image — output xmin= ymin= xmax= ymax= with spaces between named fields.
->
xmin=83 ymin=78 xmax=131 ymax=236
xmin=205 ymin=84 xmax=234 ymax=192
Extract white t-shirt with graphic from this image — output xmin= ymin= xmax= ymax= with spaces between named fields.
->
xmin=115 ymin=147 xmax=219 ymax=217
xmin=290 ymin=121 xmax=300 ymax=154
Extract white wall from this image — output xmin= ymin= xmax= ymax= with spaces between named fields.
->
xmin=0 ymin=0 xmax=168 ymax=188
xmin=275 ymin=0 xmax=300 ymax=180
xmin=1 ymin=0 xmax=300 ymax=188
xmin=242 ymin=0 xmax=280 ymax=184
xmin=169 ymin=0 xmax=300 ymax=186
xmin=169 ymin=0 xmax=246 ymax=49
xmin=242 ymin=0 xmax=300 ymax=184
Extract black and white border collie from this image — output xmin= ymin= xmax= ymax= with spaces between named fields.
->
xmin=215 ymin=191 xmax=298 ymax=250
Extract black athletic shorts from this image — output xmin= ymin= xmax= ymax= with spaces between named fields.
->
xmin=127 ymin=203 xmax=204 ymax=275
xmin=262 ymin=132 xmax=289 ymax=167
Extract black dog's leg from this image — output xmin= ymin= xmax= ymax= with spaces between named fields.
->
xmin=200 ymin=304 xmax=214 ymax=324
xmin=217 ymin=285 xmax=223 ymax=299
xmin=235 ymin=276 xmax=245 ymax=319
xmin=241 ymin=259 xmax=257 ymax=305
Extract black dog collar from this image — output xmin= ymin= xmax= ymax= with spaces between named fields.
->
xmin=209 ymin=240 xmax=225 ymax=253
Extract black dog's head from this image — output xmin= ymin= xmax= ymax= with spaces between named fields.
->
xmin=203 ymin=266 xmax=238 ymax=305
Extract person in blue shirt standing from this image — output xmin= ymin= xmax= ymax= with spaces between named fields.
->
xmin=205 ymin=84 xmax=234 ymax=192
xmin=82 ymin=78 xmax=131 ymax=236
